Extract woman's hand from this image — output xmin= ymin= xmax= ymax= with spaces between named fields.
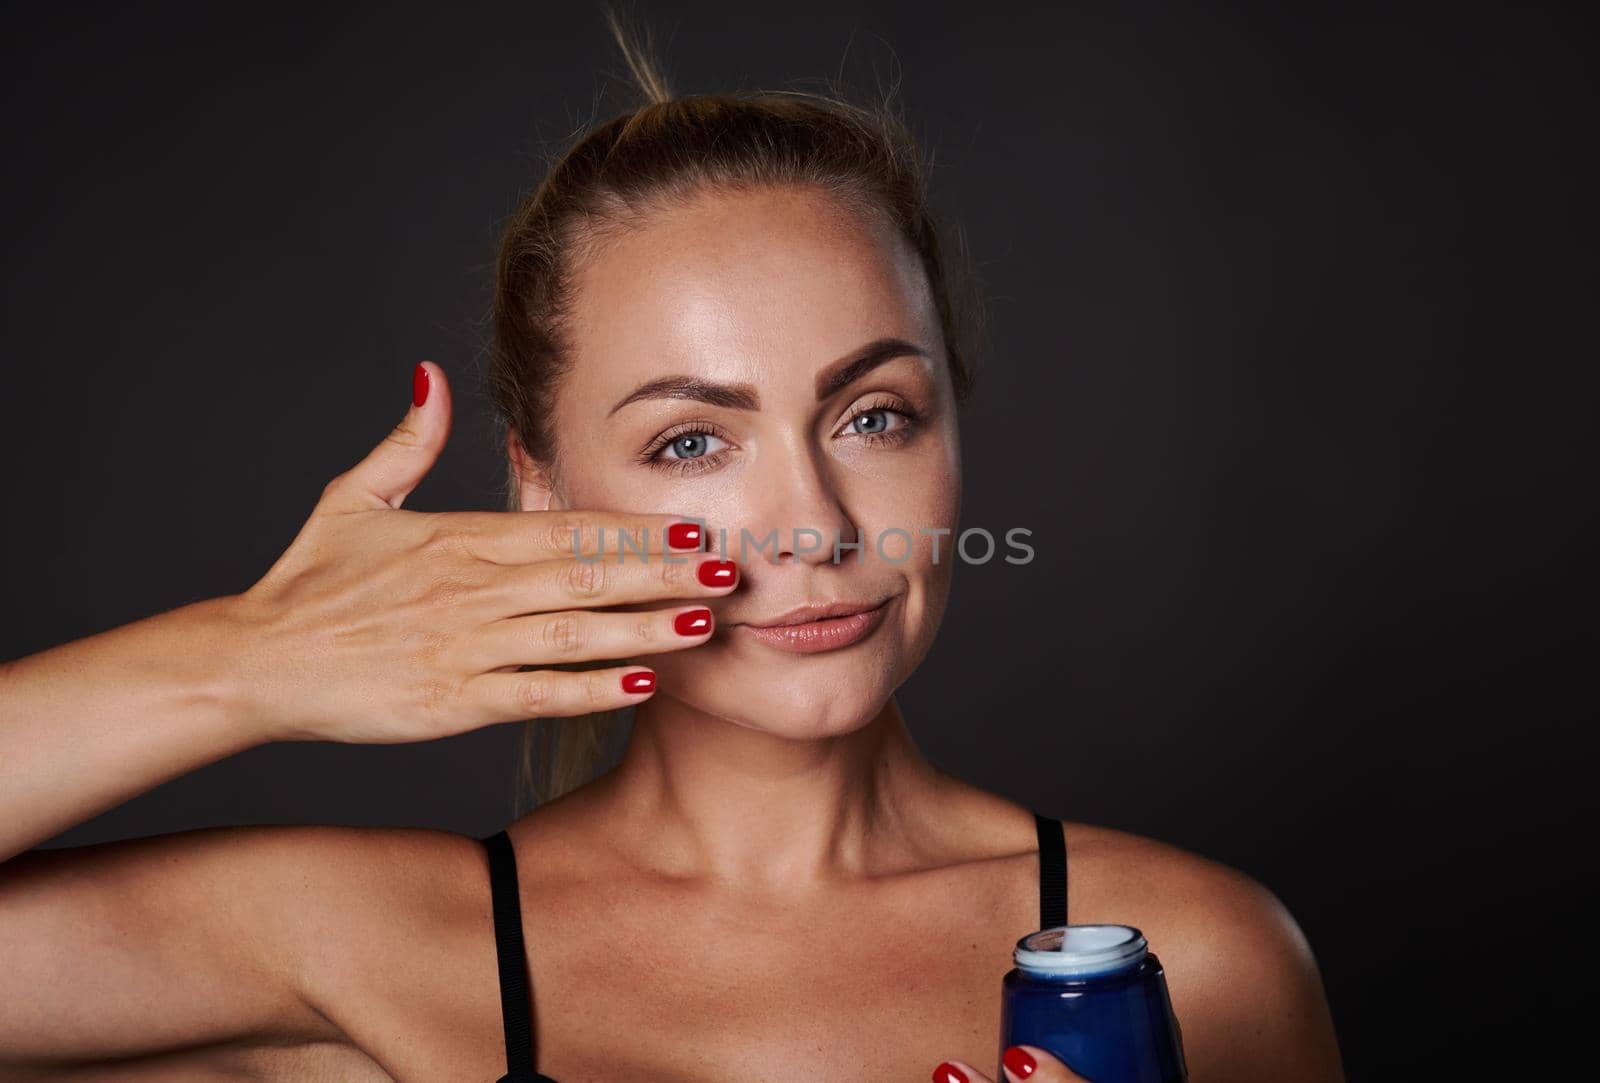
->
xmin=227 ymin=360 xmax=735 ymax=745
xmin=933 ymin=1045 xmax=1092 ymax=1083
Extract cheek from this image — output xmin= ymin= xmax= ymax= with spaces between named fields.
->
xmin=896 ymin=525 xmax=957 ymax=630
xmin=890 ymin=443 xmax=961 ymax=637
xmin=859 ymin=437 xmax=961 ymax=540
xmin=855 ymin=462 xmax=960 ymax=647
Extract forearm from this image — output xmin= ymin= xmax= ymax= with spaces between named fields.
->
xmin=0 ymin=595 xmax=267 ymax=863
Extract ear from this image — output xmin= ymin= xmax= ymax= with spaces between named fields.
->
xmin=506 ymin=430 xmax=566 ymax=512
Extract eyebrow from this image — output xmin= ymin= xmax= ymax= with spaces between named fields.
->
xmin=605 ymin=337 xmax=933 ymax=417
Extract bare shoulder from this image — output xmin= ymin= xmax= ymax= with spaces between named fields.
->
xmin=231 ymin=823 xmax=509 ymax=1078
xmin=192 ymin=824 xmax=498 ymax=1002
xmin=217 ymin=823 xmax=505 ymax=1076
xmin=92 ymin=821 xmax=491 ymax=939
xmin=1061 ymin=821 xmax=1295 ymax=937
xmin=104 ymin=822 xmax=496 ymax=997
xmin=1062 ymin=822 xmax=1346 ymax=1082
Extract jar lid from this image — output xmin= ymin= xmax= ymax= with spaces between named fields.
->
xmin=1013 ymin=924 xmax=1148 ymax=977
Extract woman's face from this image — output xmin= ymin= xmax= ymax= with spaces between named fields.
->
xmin=521 ymin=184 xmax=962 ymax=739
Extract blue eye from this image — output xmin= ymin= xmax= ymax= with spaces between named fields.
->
xmin=851 ymin=407 xmax=889 ymax=431
xmin=658 ymin=431 xmax=728 ymax=461
xmin=843 ymin=406 xmax=917 ymax=441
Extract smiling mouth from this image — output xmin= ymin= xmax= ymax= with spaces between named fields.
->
xmin=735 ymin=598 xmax=892 ymax=654
xmin=741 ymin=598 xmax=889 ymax=629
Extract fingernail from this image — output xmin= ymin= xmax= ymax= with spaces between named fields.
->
xmin=696 ymin=558 xmax=737 ymax=587
xmin=674 ymin=608 xmax=712 ymax=636
xmin=932 ymin=1063 xmax=969 ymax=1083
xmin=412 ymin=362 xmax=430 ymax=407
xmin=667 ymin=521 xmax=703 ymax=550
xmin=620 ymin=670 xmax=655 ymax=694
xmin=1002 ymin=1046 xmax=1037 ymax=1079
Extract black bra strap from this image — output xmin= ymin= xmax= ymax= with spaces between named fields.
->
xmin=483 ymin=830 xmax=536 ymax=1079
xmin=1034 ymin=811 xmax=1068 ymax=929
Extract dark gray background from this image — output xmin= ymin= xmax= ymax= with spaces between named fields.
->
xmin=4 ymin=2 xmax=1592 ymax=1078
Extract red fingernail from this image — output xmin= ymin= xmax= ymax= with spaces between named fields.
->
xmin=674 ymin=608 xmax=712 ymax=636
xmin=620 ymin=670 xmax=655 ymax=694
xmin=1002 ymin=1046 xmax=1037 ymax=1079
xmin=412 ymin=362 xmax=430 ymax=407
xmin=696 ymin=559 xmax=737 ymax=587
xmin=667 ymin=521 xmax=703 ymax=550
xmin=932 ymin=1063 xmax=969 ymax=1083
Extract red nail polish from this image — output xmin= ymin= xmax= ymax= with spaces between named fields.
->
xmin=1002 ymin=1046 xmax=1037 ymax=1079
xmin=412 ymin=362 xmax=430 ymax=407
xmin=931 ymin=1063 xmax=969 ymax=1083
xmin=620 ymin=670 xmax=655 ymax=694
xmin=674 ymin=608 xmax=712 ymax=636
xmin=667 ymin=521 xmax=703 ymax=550
xmin=696 ymin=559 xmax=737 ymax=587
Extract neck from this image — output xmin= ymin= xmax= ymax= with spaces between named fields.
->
xmin=594 ymin=694 xmax=950 ymax=895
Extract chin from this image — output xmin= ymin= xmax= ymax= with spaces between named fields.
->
xmin=745 ymin=686 xmax=893 ymax=739
xmin=652 ymin=644 xmax=905 ymax=739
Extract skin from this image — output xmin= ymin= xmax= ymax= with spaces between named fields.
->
xmin=0 ymin=184 xmax=1344 ymax=1081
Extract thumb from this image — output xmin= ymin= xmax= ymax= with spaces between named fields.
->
xmin=323 ymin=360 xmax=453 ymax=512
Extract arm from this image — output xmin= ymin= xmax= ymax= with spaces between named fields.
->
xmin=0 ymin=825 xmax=350 ymax=1074
xmin=0 ymin=594 xmax=264 ymax=864
xmin=0 ymin=555 xmax=365 ymax=1071
xmin=0 ymin=362 xmax=720 ymax=1070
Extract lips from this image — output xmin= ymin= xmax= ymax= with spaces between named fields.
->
xmin=741 ymin=599 xmax=887 ymax=628
xmin=735 ymin=598 xmax=892 ymax=654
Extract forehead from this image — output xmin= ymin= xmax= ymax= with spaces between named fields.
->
xmin=560 ymin=185 xmax=941 ymax=411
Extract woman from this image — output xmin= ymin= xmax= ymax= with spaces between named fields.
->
xmin=0 ymin=15 xmax=1344 ymax=1083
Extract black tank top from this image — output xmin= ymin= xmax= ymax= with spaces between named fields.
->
xmin=480 ymin=810 xmax=1069 ymax=1082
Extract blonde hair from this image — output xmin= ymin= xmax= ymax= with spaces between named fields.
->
xmin=491 ymin=5 xmax=988 ymax=814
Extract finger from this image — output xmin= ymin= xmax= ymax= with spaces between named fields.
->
xmin=465 ymin=604 xmax=715 ymax=670
xmin=323 ymin=360 xmax=453 ymax=513
xmin=466 ymin=663 xmax=658 ymax=724
xmin=494 ymin=551 xmax=739 ymax=615
xmin=932 ymin=1060 xmax=994 ymax=1083
xmin=451 ymin=509 xmax=710 ymax=565
xmin=1001 ymin=1044 xmax=1092 ymax=1083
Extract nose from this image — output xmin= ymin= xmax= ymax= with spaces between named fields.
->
xmin=735 ymin=440 xmax=859 ymax=568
